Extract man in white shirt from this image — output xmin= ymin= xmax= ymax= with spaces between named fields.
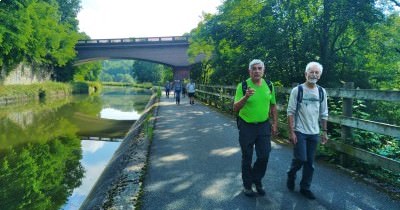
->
xmin=286 ymin=61 xmax=328 ymax=200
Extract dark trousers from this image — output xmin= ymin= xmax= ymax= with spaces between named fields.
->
xmin=237 ymin=118 xmax=271 ymax=189
xmin=287 ymin=131 xmax=319 ymax=190
xmin=175 ymin=91 xmax=181 ymax=104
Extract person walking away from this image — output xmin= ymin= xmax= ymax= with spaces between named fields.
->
xmin=187 ymin=80 xmax=196 ymax=105
xmin=165 ymin=81 xmax=170 ymax=98
xmin=174 ymin=80 xmax=182 ymax=105
xmin=286 ymin=61 xmax=328 ymax=200
xmin=182 ymin=81 xmax=187 ymax=98
xmin=233 ymin=59 xmax=278 ymax=197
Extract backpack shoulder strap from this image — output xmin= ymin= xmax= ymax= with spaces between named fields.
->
xmin=241 ymin=81 xmax=247 ymax=96
xmin=296 ymin=85 xmax=303 ymax=103
xmin=317 ymin=85 xmax=324 ymax=103
xmin=266 ymin=80 xmax=273 ymax=93
xmin=294 ymin=84 xmax=303 ymax=128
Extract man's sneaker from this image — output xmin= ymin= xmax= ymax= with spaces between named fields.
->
xmin=300 ymin=189 xmax=316 ymax=200
xmin=255 ymin=186 xmax=266 ymax=196
xmin=287 ymin=178 xmax=295 ymax=191
xmin=243 ymin=188 xmax=257 ymax=197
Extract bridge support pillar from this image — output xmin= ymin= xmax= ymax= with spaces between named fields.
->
xmin=173 ymin=67 xmax=190 ymax=81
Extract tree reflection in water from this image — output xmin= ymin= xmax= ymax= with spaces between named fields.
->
xmin=0 ymin=97 xmax=86 ymax=209
xmin=0 ymin=130 xmax=84 ymax=209
xmin=0 ymin=86 xmax=151 ymax=209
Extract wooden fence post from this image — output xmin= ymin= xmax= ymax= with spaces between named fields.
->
xmin=340 ymin=82 xmax=354 ymax=165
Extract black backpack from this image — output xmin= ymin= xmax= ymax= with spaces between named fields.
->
xmin=294 ymin=84 xmax=324 ymax=126
xmin=295 ymin=84 xmax=324 ymax=107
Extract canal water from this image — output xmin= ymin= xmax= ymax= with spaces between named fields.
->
xmin=0 ymin=86 xmax=151 ymax=210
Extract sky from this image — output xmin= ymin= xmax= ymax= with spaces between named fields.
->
xmin=77 ymin=0 xmax=223 ymax=39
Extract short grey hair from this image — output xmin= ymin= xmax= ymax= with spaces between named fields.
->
xmin=249 ymin=59 xmax=265 ymax=70
xmin=305 ymin=61 xmax=323 ymax=74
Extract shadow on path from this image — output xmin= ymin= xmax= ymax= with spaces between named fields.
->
xmin=142 ymin=96 xmax=400 ymax=210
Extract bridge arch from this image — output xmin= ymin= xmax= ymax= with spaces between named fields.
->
xmin=74 ymin=36 xmax=204 ymax=80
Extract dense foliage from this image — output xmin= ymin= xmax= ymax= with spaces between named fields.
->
xmin=188 ymin=0 xmax=400 ymax=189
xmin=0 ymin=0 xmax=82 ymax=78
xmin=99 ymin=60 xmax=173 ymax=84
xmin=73 ymin=61 xmax=102 ymax=82
xmin=100 ymin=60 xmax=135 ymax=83
xmin=189 ymin=0 xmax=400 ymax=89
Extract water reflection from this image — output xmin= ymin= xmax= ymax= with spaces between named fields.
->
xmin=62 ymin=140 xmax=121 ymax=209
xmin=100 ymin=108 xmax=141 ymax=120
xmin=0 ymin=86 xmax=151 ymax=210
xmin=0 ymin=125 xmax=83 ymax=210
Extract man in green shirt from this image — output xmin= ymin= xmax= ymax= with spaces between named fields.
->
xmin=233 ymin=59 xmax=278 ymax=197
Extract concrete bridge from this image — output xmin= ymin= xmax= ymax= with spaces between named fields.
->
xmin=75 ymin=36 xmax=204 ymax=80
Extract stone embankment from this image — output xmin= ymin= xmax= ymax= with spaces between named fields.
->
xmin=79 ymin=92 xmax=159 ymax=210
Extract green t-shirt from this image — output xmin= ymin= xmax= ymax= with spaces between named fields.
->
xmin=234 ymin=78 xmax=276 ymax=123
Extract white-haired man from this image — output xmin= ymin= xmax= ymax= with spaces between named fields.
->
xmin=233 ymin=59 xmax=278 ymax=197
xmin=286 ymin=61 xmax=329 ymax=199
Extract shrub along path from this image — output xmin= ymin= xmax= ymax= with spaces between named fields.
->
xmin=141 ymin=95 xmax=399 ymax=210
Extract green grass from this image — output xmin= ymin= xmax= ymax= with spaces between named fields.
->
xmin=102 ymin=82 xmax=153 ymax=89
xmin=0 ymin=82 xmax=72 ymax=99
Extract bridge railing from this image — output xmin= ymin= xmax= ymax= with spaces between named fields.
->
xmin=196 ymin=83 xmax=400 ymax=174
xmin=77 ymin=35 xmax=189 ymax=45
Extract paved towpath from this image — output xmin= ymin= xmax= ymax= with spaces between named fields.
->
xmin=141 ymin=95 xmax=399 ymax=210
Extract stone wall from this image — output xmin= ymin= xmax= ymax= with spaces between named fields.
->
xmin=1 ymin=63 xmax=53 ymax=85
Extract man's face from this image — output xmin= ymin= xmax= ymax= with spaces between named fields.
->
xmin=249 ymin=64 xmax=264 ymax=81
xmin=305 ymin=65 xmax=321 ymax=84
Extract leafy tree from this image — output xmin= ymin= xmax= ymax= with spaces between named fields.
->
xmin=131 ymin=61 xmax=162 ymax=83
xmin=115 ymin=73 xmax=134 ymax=83
xmin=363 ymin=14 xmax=400 ymax=89
xmin=99 ymin=73 xmax=114 ymax=82
xmin=189 ymin=0 xmax=396 ymax=89
xmin=160 ymin=67 xmax=173 ymax=84
xmin=25 ymin=1 xmax=79 ymax=66
xmin=0 ymin=0 xmax=33 ymax=69
xmin=54 ymin=0 xmax=81 ymax=30
xmin=99 ymin=60 xmax=134 ymax=82
xmin=73 ymin=61 xmax=102 ymax=82
xmin=0 ymin=0 xmax=81 ymax=78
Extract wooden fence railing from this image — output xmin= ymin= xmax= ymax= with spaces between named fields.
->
xmin=196 ymin=83 xmax=400 ymax=174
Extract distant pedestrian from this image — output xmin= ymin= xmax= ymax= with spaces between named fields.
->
xmin=286 ymin=61 xmax=328 ymax=200
xmin=174 ymin=80 xmax=182 ymax=105
xmin=165 ymin=81 xmax=171 ymax=98
xmin=186 ymin=80 xmax=196 ymax=105
xmin=182 ymin=81 xmax=187 ymax=98
xmin=233 ymin=59 xmax=278 ymax=197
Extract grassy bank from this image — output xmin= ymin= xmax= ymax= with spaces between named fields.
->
xmin=102 ymin=82 xmax=153 ymax=89
xmin=72 ymin=81 xmax=102 ymax=94
xmin=0 ymin=82 xmax=72 ymax=103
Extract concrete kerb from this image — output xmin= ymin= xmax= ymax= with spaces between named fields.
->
xmin=79 ymin=90 xmax=160 ymax=210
